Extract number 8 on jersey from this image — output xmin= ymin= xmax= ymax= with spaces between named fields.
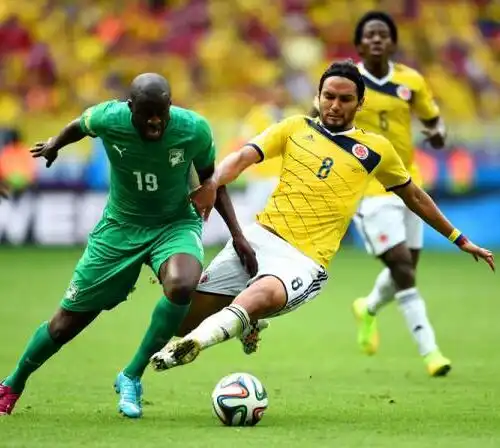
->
xmin=316 ymin=157 xmax=334 ymax=179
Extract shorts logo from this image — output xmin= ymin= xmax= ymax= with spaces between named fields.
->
xmin=65 ymin=281 xmax=79 ymax=301
xmin=169 ymin=148 xmax=185 ymax=167
xmin=396 ymin=85 xmax=412 ymax=101
xmin=379 ymin=234 xmax=389 ymax=243
xmin=352 ymin=144 xmax=369 ymax=160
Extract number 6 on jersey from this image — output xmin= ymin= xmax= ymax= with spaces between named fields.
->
xmin=133 ymin=171 xmax=158 ymax=192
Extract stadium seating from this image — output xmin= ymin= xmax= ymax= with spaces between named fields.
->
xmin=1 ymin=0 xmax=500 ymax=137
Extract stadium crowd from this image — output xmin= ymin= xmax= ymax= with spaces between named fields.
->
xmin=1 ymin=0 xmax=500 ymax=128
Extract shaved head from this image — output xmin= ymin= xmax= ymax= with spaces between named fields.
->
xmin=130 ymin=73 xmax=171 ymax=102
xmin=128 ymin=73 xmax=172 ymax=141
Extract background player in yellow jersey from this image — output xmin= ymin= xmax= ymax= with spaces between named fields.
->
xmin=349 ymin=12 xmax=451 ymax=376
xmin=149 ymin=61 xmax=493 ymax=372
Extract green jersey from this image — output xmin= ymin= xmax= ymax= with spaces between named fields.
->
xmin=80 ymin=101 xmax=216 ymax=226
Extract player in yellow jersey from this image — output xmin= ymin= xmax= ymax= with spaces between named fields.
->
xmin=149 ymin=61 xmax=494 ymax=372
xmin=349 ymin=12 xmax=451 ymax=376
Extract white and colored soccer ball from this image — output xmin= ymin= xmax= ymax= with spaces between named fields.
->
xmin=211 ymin=372 xmax=268 ymax=426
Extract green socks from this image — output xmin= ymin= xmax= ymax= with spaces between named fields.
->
xmin=3 ymin=298 xmax=190 ymax=392
xmin=123 ymin=297 xmax=190 ymax=379
xmin=4 ymin=322 xmax=63 ymax=393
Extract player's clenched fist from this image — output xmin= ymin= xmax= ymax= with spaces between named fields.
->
xmin=190 ymin=178 xmax=217 ymax=221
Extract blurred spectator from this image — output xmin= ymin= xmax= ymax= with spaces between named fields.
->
xmin=0 ymin=130 xmax=36 ymax=193
xmin=0 ymin=16 xmax=32 ymax=55
xmin=2 ymin=0 xmax=500 ymax=137
xmin=148 ymin=0 xmax=166 ymax=13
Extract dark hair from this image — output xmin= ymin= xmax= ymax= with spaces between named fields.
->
xmin=354 ymin=11 xmax=398 ymax=46
xmin=318 ymin=60 xmax=365 ymax=100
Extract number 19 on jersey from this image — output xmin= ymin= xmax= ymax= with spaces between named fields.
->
xmin=133 ymin=171 xmax=158 ymax=192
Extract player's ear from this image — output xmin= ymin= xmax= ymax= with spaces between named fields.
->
xmin=357 ymin=97 xmax=365 ymax=111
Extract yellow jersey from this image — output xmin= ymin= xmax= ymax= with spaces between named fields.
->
xmin=241 ymin=104 xmax=301 ymax=179
xmin=250 ymin=115 xmax=410 ymax=267
xmin=355 ymin=62 xmax=439 ymax=196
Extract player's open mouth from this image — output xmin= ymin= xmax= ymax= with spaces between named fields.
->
xmin=146 ymin=124 xmax=162 ymax=138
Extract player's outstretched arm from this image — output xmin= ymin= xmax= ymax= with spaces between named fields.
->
xmin=394 ymin=181 xmax=495 ymax=271
xmin=215 ymin=184 xmax=258 ymax=276
xmin=30 ymin=119 xmax=86 ymax=168
xmin=213 ymin=145 xmax=262 ymax=188
xmin=195 ymin=163 xmax=258 ymax=276
xmin=190 ymin=145 xmax=262 ymax=221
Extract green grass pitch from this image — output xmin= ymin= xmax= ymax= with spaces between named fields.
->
xmin=0 ymin=246 xmax=499 ymax=447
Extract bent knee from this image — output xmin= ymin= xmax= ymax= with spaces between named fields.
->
xmin=163 ymin=275 xmax=198 ymax=304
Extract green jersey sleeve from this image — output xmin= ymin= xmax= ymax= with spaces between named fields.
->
xmin=79 ymin=101 xmax=115 ymax=138
xmin=192 ymin=116 xmax=216 ymax=171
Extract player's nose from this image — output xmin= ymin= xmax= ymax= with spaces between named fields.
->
xmin=330 ymin=99 xmax=342 ymax=111
xmin=149 ymin=116 xmax=160 ymax=123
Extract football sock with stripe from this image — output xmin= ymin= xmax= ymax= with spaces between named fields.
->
xmin=186 ymin=304 xmax=250 ymax=349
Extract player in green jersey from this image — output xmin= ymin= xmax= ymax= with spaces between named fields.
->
xmin=0 ymin=73 xmax=257 ymax=418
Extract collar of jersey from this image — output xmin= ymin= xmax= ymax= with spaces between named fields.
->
xmin=358 ymin=61 xmax=394 ymax=86
xmin=313 ymin=118 xmax=356 ymax=136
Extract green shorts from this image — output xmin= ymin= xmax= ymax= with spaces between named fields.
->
xmin=61 ymin=211 xmax=203 ymax=312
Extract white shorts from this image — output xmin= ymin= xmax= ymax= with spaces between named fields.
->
xmin=197 ymin=223 xmax=328 ymax=317
xmin=353 ymin=195 xmax=423 ymax=256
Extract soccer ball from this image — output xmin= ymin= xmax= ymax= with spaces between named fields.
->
xmin=211 ymin=372 xmax=268 ymax=426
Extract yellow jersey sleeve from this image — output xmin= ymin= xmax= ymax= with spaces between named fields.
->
xmin=412 ymin=73 xmax=440 ymax=121
xmin=249 ymin=116 xmax=297 ymax=162
xmin=374 ymin=137 xmax=412 ymax=191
